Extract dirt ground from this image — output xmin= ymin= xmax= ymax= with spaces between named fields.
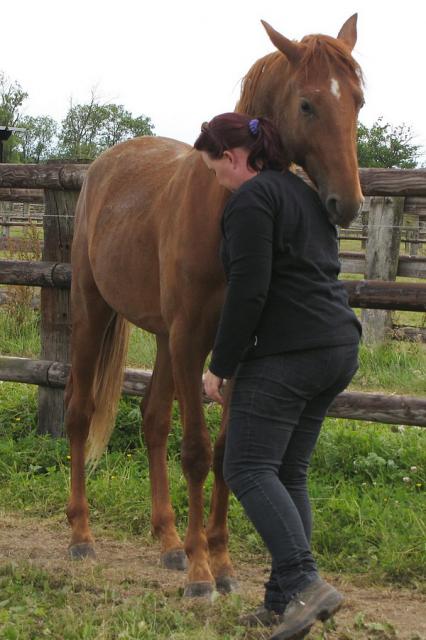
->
xmin=0 ymin=513 xmax=425 ymax=640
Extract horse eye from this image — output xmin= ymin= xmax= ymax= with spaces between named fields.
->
xmin=300 ymin=99 xmax=313 ymax=116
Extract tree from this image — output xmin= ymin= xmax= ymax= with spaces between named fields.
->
xmin=0 ymin=72 xmax=27 ymax=126
xmin=0 ymin=75 xmax=155 ymax=163
xmin=57 ymin=94 xmax=154 ymax=160
xmin=357 ymin=118 xmax=421 ymax=168
xmin=97 ymin=104 xmax=153 ymax=149
xmin=0 ymin=71 xmax=28 ymax=162
xmin=18 ymin=115 xmax=58 ymax=163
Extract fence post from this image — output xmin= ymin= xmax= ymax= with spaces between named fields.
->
xmin=361 ymin=197 xmax=370 ymax=249
xmin=0 ymin=202 xmax=10 ymax=238
xmin=23 ymin=201 xmax=30 ymax=220
xmin=405 ymin=213 xmax=420 ymax=257
xmin=38 ymin=188 xmax=78 ymax=436
xmin=361 ymin=196 xmax=404 ymax=344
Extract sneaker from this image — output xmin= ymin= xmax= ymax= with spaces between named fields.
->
xmin=269 ymin=577 xmax=343 ymax=640
xmin=239 ymin=605 xmax=285 ymax=627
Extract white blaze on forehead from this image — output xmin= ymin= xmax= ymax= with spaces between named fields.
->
xmin=330 ymin=77 xmax=341 ymax=100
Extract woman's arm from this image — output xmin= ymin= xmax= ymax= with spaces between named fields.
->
xmin=208 ymin=196 xmax=274 ymax=379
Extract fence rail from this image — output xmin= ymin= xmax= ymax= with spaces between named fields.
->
xmin=340 ymin=252 xmax=426 ymax=279
xmin=1 ymin=165 xmax=426 ymax=193
xmin=0 ymin=188 xmax=44 ymax=203
xmin=1 ymin=356 xmax=425 ymax=428
xmin=0 ymin=259 xmax=425 ymax=311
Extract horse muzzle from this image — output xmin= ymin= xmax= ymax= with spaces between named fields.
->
xmin=325 ymin=193 xmax=364 ymax=228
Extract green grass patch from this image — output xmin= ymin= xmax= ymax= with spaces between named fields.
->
xmin=0 ymin=562 xmax=247 ymax=640
xmin=0 ymin=306 xmax=40 ymax=357
xmin=127 ymin=327 xmax=156 ymax=368
xmin=353 ymin=341 xmax=426 ymax=394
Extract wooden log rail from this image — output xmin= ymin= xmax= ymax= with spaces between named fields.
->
xmin=0 ymin=260 xmax=425 ymax=311
xmin=392 ymin=325 xmax=426 ymax=342
xmin=0 ymin=220 xmax=43 ymax=227
xmin=0 ymin=186 xmax=425 ymax=213
xmin=1 ymin=165 xmax=426 ymax=195
xmin=0 ymin=188 xmax=44 ymax=203
xmin=344 ymin=280 xmax=426 ymax=311
xmin=0 ymin=260 xmax=71 ymax=288
xmin=0 ymin=356 xmax=151 ymax=397
xmin=0 ymin=164 xmax=87 ymax=190
xmin=340 ymin=252 xmax=426 ymax=279
xmin=358 ymin=169 xmax=426 ymax=196
xmin=339 ymin=235 xmax=426 ymax=246
xmin=1 ymin=356 xmax=425 ymax=427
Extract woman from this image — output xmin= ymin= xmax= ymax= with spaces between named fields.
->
xmin=194 ymin=113 xmax=361 ymax=640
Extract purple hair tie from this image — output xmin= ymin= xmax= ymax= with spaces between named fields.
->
xmin=248 ymin=118 xmax=260 ymax=135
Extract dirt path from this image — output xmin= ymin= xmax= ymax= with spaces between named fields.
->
xmin=0 ymin=513 xmax=425 ymax=639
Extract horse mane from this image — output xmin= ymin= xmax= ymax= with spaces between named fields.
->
xmin=238 ymin=52 xmax=283 ymax=114
xmin=237 ymin=35 xmax=363 ymax=115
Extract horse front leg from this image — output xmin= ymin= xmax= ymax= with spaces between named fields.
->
xmin=206 ymin=381 xmax=238 ymax=593
xmin=170 ymin=325 xmax=215 ymax=599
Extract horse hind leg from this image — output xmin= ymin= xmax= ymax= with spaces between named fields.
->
xmin=206 ymin=381 xmax=238 ymax=594
xmin=65 ymin=275 xmax=128 ymax=559
xmin=141 ymin=333 xmax=186 ymax=571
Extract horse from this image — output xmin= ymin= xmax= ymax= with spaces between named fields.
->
xmin=64 ymin=14 xmax=364 ymax=599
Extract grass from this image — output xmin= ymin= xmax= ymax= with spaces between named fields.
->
xmin=0 ymin=561 xmax=249 ymax=640
xmin=354 ymin=341 xmax=426 ymax=394
xmin=0 ymin=569 xmax=420 ymax=640
xmin=0 ymin=562 xmax=419 ymax=640
xmin=0 ymin=306 xmax=40 ymax=357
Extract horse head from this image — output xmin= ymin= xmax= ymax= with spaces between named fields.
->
xmin=239 ymin=14 xmax=364 ymax=227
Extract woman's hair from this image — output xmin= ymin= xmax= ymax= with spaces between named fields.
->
xmin=193 ymin=112 xmax=289 ymax=171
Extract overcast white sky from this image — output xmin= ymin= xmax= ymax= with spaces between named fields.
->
xmin=3 ymin=0 xmax=426 ymax=161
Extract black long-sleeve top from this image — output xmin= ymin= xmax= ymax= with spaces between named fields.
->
xmin=209 ymin=169 xmax=361 ymax=378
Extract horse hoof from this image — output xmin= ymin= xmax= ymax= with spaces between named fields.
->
xmin=160 ymin=549 xmax=187 ymax=571
xmin=183 ymin=581 xmax=216 ymax=600
xmin=68 ymin=543 xmax=96 ymax=560
xmin=215 ymin=575 xmax=239 ymax=594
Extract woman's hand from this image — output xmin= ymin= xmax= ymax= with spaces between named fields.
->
xmin=203 ymin=370 xmax=224 ymax=405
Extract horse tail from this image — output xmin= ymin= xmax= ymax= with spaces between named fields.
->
xmin=85 ymin=313 xmax=130 ymax=469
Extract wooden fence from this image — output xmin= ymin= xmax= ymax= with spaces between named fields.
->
xmin=338 ymin=195 xmax=426 ymax=255
xmin=0 ymin=163 xmax=425 ymax=436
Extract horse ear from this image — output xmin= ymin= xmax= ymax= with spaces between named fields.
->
xmin=337 ymin=13 xmax=358 ymax=52
xmin=261 ymin=20 xmax=303 ymax=65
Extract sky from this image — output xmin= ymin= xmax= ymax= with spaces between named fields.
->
xmin=2 ymin=0 xmax=426 ymax=160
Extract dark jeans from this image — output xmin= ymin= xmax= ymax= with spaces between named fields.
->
xmin=223 ymin=343 xmax=359 ymax=611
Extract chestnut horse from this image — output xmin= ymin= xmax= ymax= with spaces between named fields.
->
xmin=65 ymin=15 xmax=364 ymax=598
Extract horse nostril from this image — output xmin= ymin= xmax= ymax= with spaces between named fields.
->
xmin=326 ymin=195 xmax=340 ymax=224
